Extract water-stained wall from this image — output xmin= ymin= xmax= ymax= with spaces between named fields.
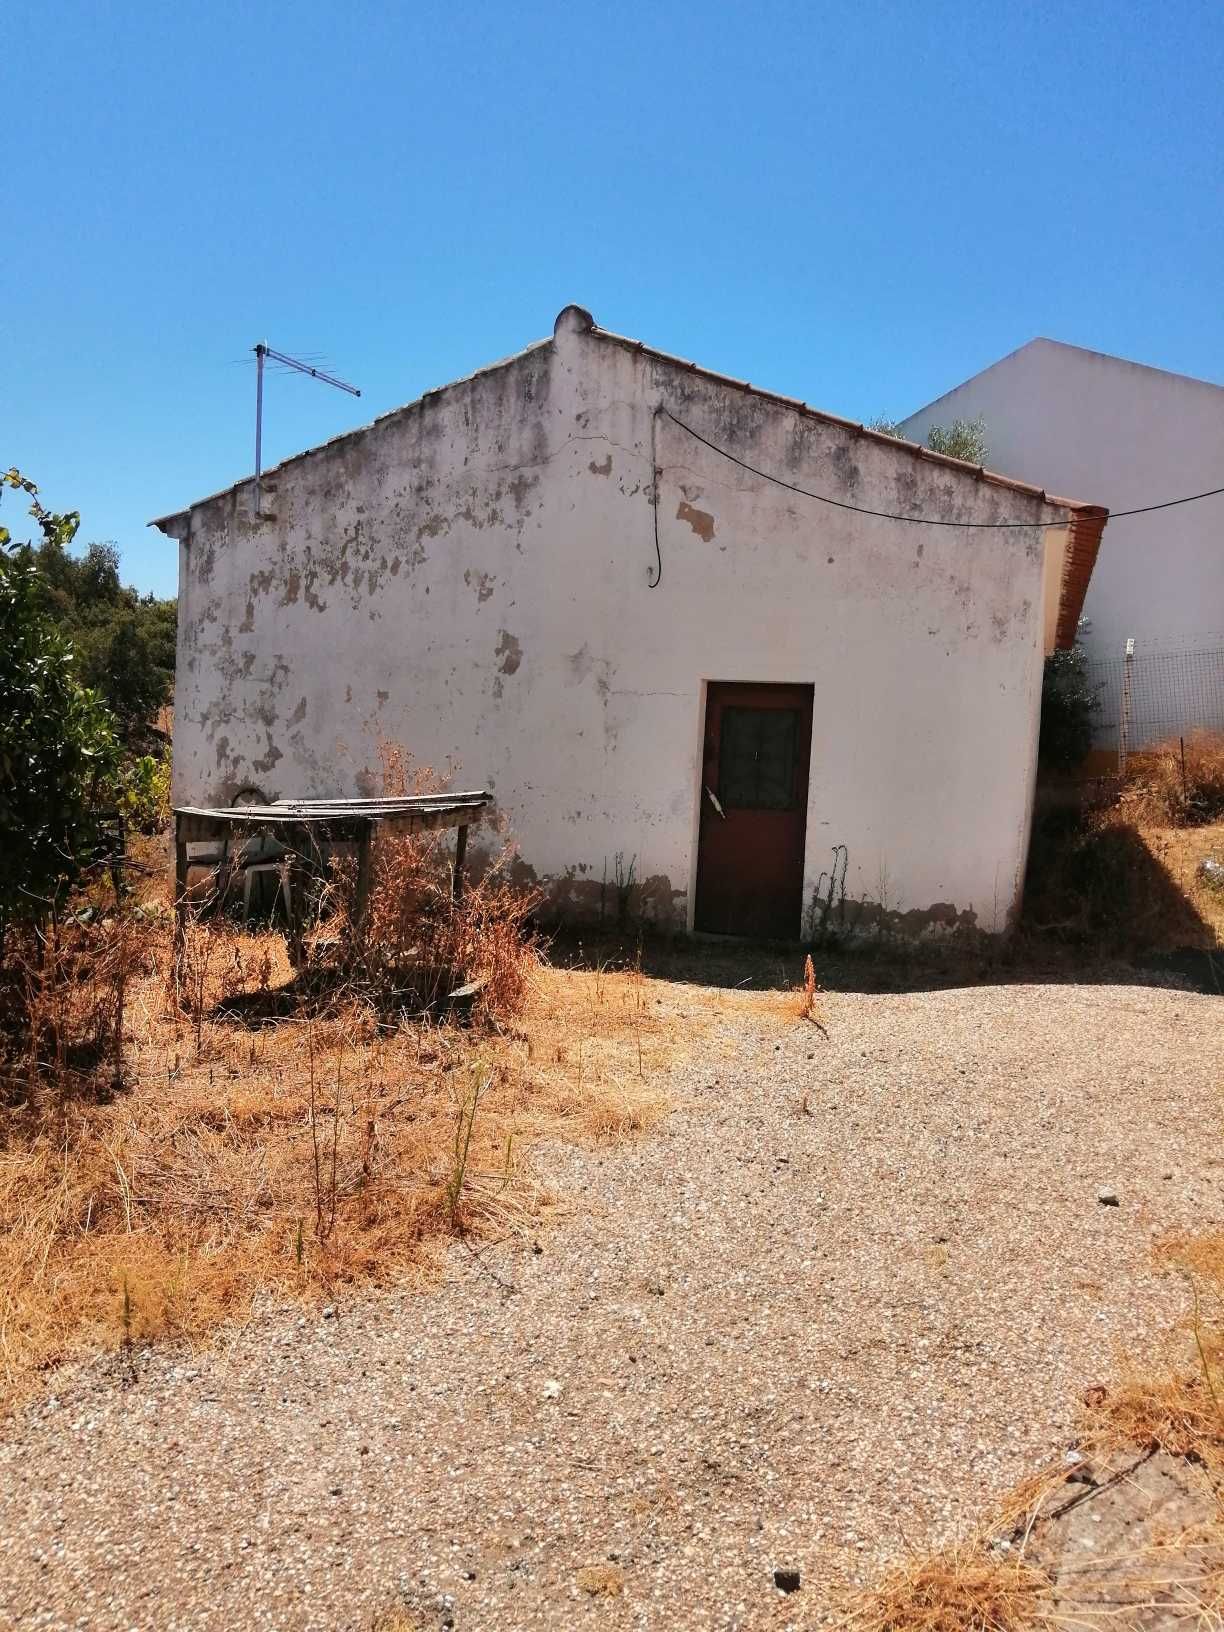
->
xmin=160 ymin=306 xmax=1073 ymax=933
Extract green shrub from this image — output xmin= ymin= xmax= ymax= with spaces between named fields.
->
xmin=1 ymin=472 xmax=121 ymax=938
xmin=1040 ymin=633 xmax=1100 ymax=772
xmin=116 ymin=747 xmax=172 ymax=834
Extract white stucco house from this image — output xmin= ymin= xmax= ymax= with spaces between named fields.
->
xmin=902 ymin=339 xmax=1224 ymax=680
xmin=154 ymin=306 xmax=1106 ymax=938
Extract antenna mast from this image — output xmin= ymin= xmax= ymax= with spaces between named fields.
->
xmin=253 ymin=343 xmax=361 ymax=518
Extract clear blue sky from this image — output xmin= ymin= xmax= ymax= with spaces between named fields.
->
xmin=5 ymin=0 xmax=1222 ymax=597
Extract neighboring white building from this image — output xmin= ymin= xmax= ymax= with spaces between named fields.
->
xmin=154 ymin=307 xmax=1104 ymax=937
xmin=902 ymin=339 xmax=1224 ymax=679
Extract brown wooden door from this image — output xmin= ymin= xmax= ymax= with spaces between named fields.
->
xmin=693 ymin=682 xmax=813 ymax=938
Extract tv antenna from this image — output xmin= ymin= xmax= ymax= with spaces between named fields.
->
xmin=253 ymin=343 xmax=361 ymax=517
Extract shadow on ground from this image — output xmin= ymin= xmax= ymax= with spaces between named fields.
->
xmin=543 ymin=928 xmax=1219 ymax=996
xmin=543 ymin=821 xmax=1222 ymax=997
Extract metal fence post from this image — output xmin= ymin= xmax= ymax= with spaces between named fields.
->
xmin=1118 ymin=637 xmax=1135 ymax=776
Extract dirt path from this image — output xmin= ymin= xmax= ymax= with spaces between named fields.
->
xmin=2 ymin=981 xmax=1220 ymax=1630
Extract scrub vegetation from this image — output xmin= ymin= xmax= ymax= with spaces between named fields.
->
xmin=1023 ymin=740 xmax=1224 ymax=955
xmin=0 ymin=826 xmax=676 ymax=1406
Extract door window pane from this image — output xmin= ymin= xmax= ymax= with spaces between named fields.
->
xmin=719 ymin=707 xmax=798 ymax=809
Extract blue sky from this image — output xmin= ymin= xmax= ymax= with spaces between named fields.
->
xmin=5 ymin=0 xmax=1222 ymax=597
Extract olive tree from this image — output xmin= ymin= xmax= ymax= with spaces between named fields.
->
xmin=868 ymin=414 xmax=990 ymax=464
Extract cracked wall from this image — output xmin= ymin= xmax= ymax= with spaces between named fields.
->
xmin=164 ymin=305 xmax=1061 ymax=933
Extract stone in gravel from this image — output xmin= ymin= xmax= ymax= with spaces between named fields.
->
xmin=541 ymin=1378 xmax=563 ymax=1400
xmin=1097 ymin=1187 xmax=1120 ymax=1206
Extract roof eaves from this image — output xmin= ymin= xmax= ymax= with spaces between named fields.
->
xmin=1055 ymin=505 xmax=1109 ymax=650
xmin=589 ymin=324 xmax=1094 ymax=514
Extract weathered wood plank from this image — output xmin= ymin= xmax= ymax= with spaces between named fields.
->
xmin=452 ymin=821 xmax=468 ymax=902
xmin=172 ymin=791 xmax=492 ymax=846
xmin=353 ymin=829 xmax=375 ymax=932
xmin=173 ymin=829 xmax=189 ymax=953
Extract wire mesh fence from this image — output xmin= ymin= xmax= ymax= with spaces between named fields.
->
xmin=1085 ymin=636 xmax=1224 ymax=767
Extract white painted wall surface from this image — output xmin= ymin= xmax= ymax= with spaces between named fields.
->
xmin=163 ymin=308 xmax=1071 ymax=934
xmin=902 ymin=339 xmax=1224 ymax=667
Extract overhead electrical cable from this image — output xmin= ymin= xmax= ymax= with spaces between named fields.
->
xmin=660 ymin=408 xmax=1224 ymax=529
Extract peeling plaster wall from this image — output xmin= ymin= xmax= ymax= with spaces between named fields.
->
xmin=167 ymin=308 xmax=1065 ymax=934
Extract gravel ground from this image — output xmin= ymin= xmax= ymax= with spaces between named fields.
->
xmin=2 ymin=980 xmax=1221 ymax=1631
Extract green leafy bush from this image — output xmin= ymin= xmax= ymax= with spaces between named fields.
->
xmin=116 ymin=748 xmax=172 ymax=834
xmin=1 ymin=473 xmax=121 ymax=935
xmin=1039 ymin=632 xmax=1101 ymax=772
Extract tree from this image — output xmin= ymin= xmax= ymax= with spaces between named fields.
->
xmin=73 ymin=601 xmax=176 ymax=736
xmin=924 ymin=415 xmax=988 ymax=465
xmin=0 ymin=471 xmax=120 ymax=935
xmin=868 ymin=414 xmax=990 ymax=465
xmin=21 ymin=526 xmax=176 ymax=739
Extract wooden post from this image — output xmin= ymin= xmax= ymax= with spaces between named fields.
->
xmin=173 ymin=821 xmax=189 ymax=956
xmin=452 ymin=820 xmax=469 ymax=903
xmin=353 ymin=825 xmax=374 ymax=931
xmin=285 ymin=855 xmax=306 ymax=969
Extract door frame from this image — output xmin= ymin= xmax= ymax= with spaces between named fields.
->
xmin=689 ymin=678 xmax=814 ymax=940
xmin=684 ymin=681 xmax=711 ymax=932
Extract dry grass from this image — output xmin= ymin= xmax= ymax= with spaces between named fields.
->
xmin=1078 ymin=1231 xmax=1224 ymax=1468
xmin=1126 ymin=732 xmax=1224 ymax=828
xmin=368 ymin=1605 xmax=428 ymax=1632
xmin=1023 ymin=733 xmax=1224 ymax=956
xmin=575 ymin=1563 xmax=627 ymax=1597
xmin=0 ymin=749 xmax=703 ymax=1404
xmin=841 ymin=1229 xmax=1224 ymax=1632
xmin=1128 ymin=820 xmax=1224 ymax=950
xmin=1024 ymin=802 xmax=1224 ymax=954
xmin=835 ymin=1538 xmax=1050 ymax=1632
xmin=0 ymin=840 xmax=692 ymax=1407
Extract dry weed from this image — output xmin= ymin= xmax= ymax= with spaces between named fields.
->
xmin=0 ymin=913 xmax=691 ymax=1406
xmin=1074 ymin=1232 xmax=1224 ymax=1468
xmin=1023 ymin=800 xmax=1221 ymax=952
xmin=271 ymin=750 xmax=543 ymax=1026
xmin=837 ymin=1539 xmax=1049 ymax=1632
xmin=576 ymin=1563 xmax=626 ymax=1597
xmin=1 ymin=911 xmax=154 ymax=1109
xmin=1128 ymin=732 xmax=1224 ymax=827
xmin=1082 ymin=1369 xmax=1224 ymax=1464
xmin=368 ymin=1604 xmax=428 ymax=1632
xmin=0 ymin=751 xmax=767 ymax=1403
xmin=795 ymin=953 xmax=828 ymax=1033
